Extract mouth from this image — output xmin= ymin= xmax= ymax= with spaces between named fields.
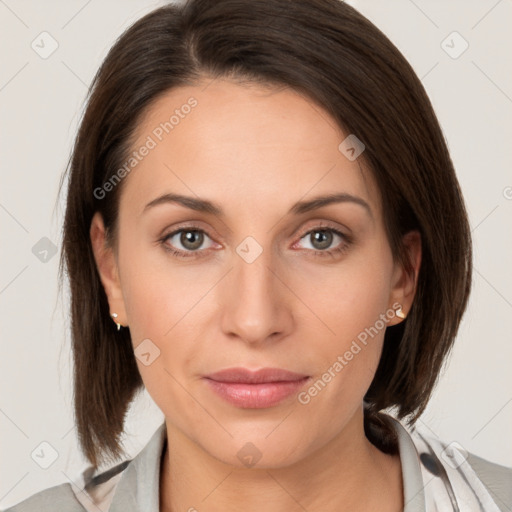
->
xmin=202 ymin=367 xmax=311 ymax=408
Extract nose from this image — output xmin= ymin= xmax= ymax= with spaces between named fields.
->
xmin=220 ymin=248 xmax=294 ymax=345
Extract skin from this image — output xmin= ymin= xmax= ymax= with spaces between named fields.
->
xmin=91 ymin=78 xmax=421 ymax=512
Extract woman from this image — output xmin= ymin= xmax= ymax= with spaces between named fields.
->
xmin=3 ymin=0 xmax=511 ymax=511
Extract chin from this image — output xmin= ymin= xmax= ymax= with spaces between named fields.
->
xmin=199 ymin=429 xmax=311 ymax=470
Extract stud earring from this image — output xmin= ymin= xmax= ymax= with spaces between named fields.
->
xmin=110 ymin=312 xmax=122 ymax=331
xmin=395 ymin=306 xmax=406 ymax=319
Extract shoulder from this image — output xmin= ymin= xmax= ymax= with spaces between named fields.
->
xmin=1 ymin=460 xmax=131 ymax=512
xmin=1 ymin=482 xmax=86 ymax=512
xmin=3 ymin=423 xmax=167 ymax=512
xmin=467 ymin=452 xmax=512 ymax=511
xmin=407 ymin=422 xmax=512 ymax=512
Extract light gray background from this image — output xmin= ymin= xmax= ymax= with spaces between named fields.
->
xmin=1 ymin=0 xmax=511 ymax=508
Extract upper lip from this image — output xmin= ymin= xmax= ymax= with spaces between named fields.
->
xmin=204 ymin=367 xmax=309 ymax=384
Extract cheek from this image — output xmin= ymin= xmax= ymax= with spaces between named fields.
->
xmin=292 ymin=239 xmax=394 ymax=345
xmin=118 ymin=229 xmax=212 ymax=341
xmin=116 ymin=236 xmax=214 ymax=405
xmin=292 ymin=240 xmax=393 ymax=400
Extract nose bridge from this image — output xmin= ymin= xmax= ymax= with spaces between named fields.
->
xmin=220 ymin=240 xmax=291 ymax=343
xmin=236 ymin=245 xmax=274 ymax=298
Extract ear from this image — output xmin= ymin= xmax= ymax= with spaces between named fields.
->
xmin=387 ymin=230 xmax=422 ymax=326
xmin=90 ymin=212 xmax=127 ymax=327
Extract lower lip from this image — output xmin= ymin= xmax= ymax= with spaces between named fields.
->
xmin=204 ymin=377 xmax=310 ymax=408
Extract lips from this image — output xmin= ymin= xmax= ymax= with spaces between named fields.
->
xmin=203 ymin=367 xmax=311 ymax=408
xmin=204 ymin=367 xmax=309 ymax=384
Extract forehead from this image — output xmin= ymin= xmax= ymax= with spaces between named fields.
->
xmin=120 ymin=78 xmax=381 ymax=220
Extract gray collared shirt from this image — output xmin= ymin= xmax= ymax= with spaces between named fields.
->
xmin=3 ymin=416 xmax=511 ymax=511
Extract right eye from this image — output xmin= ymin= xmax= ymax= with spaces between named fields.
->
xmin=160 ymin=227 xmax=216 ymax=258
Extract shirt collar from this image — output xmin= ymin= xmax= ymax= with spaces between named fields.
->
xmin=388 ymin=416 xmax=426 ymax=512
xmin=108 ymin=417 xmax=426 ymax=512
xmin=108 ymin=422 xmax=167 ymax=512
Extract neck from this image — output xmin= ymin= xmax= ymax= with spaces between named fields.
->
xmin=159 ymin=408 xmax=403 ymax=512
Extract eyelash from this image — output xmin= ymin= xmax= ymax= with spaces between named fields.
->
xmin=158 ymin=223 xmax=352 ymax=260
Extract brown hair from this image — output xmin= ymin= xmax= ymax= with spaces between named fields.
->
xmin=59 ymin=0 xmax=472 ymax=469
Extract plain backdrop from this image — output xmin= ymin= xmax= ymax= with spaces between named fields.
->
xmin=1 ymin=0 xmax=511 ymax=508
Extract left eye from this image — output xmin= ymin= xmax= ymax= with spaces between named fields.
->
xmin=296 ymin=228 xmax=346 ymax=251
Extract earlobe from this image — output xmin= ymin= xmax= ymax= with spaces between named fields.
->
xmin=90 ymin=212 xmax=128 ymax=327
xmin=388 ymin=230 xmax=422 ymax=325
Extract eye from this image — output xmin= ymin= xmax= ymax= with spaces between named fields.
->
xmin=160 ymin=227 xmax=216 ymax=258
xmin=295 ymin=226 xmax=351 ymax=257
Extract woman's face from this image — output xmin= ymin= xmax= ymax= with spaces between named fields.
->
xmin=91 ymin=78 xmax=419 ymax=467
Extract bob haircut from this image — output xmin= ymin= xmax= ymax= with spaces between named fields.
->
xmin=59 ymin=0 xmax=472 ymax=470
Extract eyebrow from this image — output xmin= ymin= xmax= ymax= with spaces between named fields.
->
xmin=142 ymin=192 xmax=372 ymax=219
